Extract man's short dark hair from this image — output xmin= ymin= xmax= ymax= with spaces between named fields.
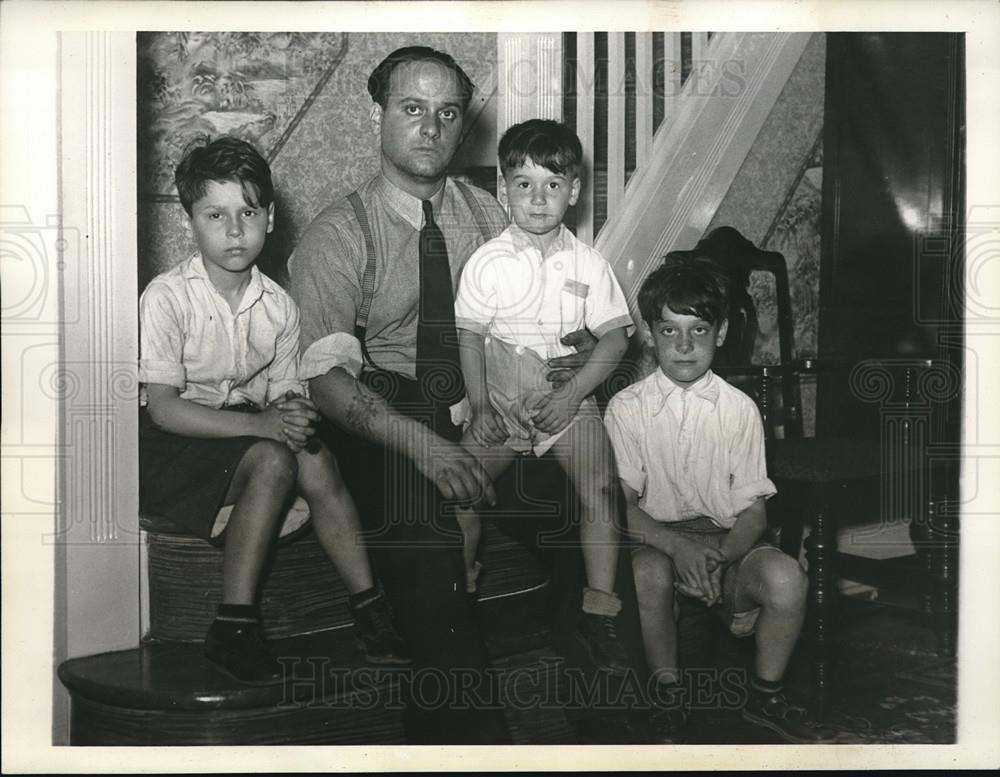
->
xmin=638 ymin=251 xmax=730 ymax=325
xmin=367 ymin=46 xmax=475 ymax=111
xmin=174 ymin=136 xmax=273 ymax=216
xmin=498 ymin=119 xmax=583 ymax=178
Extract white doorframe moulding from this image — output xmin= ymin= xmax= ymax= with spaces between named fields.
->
xmin=53 ymin=30 xmax=141 ymax=743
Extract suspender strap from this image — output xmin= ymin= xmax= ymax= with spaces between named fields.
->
xmin=347 ymin=190 xmax=378 ymax=366
xmin=454 ymin=179 xmax=492 ymax=242
xmin=348 ymin=180 xmax=491 ymax=368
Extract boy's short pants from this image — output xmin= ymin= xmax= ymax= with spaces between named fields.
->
xmin=139 ymin=405 xmax=309 ymax=545
xmin=453 ymin=336 xmax=601 ymax=456
xmin=639 ymin=516 xmax=788 ymax=637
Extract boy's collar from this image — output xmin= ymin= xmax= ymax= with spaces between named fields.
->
xmin=651 ymin=368 xmax=720 ymax=414
xmin=508 ymin=222 xmax=571 ymax=256
xmin=184 ymin=251 xmax=271 ymax=308
xmin=375 ymin=173 xmax=446 ymax=231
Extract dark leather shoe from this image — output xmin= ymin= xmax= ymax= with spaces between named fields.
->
xmin=204 ymin=620 xmax=283 ymax=685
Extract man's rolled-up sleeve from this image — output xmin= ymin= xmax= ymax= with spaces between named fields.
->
xmin=289 ymin=218 xmax=365 ymax=380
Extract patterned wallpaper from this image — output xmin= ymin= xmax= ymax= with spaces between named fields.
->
xmin=709 ymin=32 xmax=826 ymax=366
xmin=137 ymin=32 xmax=499 ymax=288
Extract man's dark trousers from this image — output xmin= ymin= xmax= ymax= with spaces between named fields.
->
xmin=324 ymin=384 xmax=647 ymax=744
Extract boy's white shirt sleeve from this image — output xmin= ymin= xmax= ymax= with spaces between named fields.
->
xmin=138 ymin=281 xmax=187 ymax=390
xmin=267 ymin=297 xmax=306 ymax=402
xmin=727 ymin=397 xmax=777 ymax=515
xmin=584 ymin=254 xmax=635 ymax=339
xmin=454 ymin=240 xmax=497 ymax=336
xmin=604 ymin=395 xmax=646 ymax=497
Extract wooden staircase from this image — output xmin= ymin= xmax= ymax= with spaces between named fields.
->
xmin=58 ymin=517 xmax=555 ymax=745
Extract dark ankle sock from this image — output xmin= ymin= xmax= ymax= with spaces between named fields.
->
xmin=652 ymin=679 xmax=686 ymax=707
xmin=216 ymin=603 xmax=259 ymax=623
xmin=751 ymin=675 xmax=784 ymax=696
xmin=349 ymin=586 xmax=381 ymax=610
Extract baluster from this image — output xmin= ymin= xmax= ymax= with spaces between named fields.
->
xmin=663 ymin=33 xmax=681 ymax=129
xmin=607 ymin=32 xmax=626 ymax=223
xmin=635 ymin=33 xmax=653 ymax=171
xmin=691 ymin=30 xmax=709 ymax=66
xmin=575 ymin=32 xmax=596 ymax=245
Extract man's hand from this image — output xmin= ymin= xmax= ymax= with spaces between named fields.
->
xmin=670 ymin=535 xmax=728 ymax=605
xmin=530 ymin=383 xmax=581 ymax=435
xmin=467 ymin=403 xmax=509 ymax=447
xmin=545 ymin=328 xmax=598 ymax=386
xmin=416 ymin=437 xmax=498 ymax=507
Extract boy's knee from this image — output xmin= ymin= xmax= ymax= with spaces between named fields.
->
xmin=758 ymin=553 xmax=807 ymax=609
xmin=245 ymin=439 xmax=298 ymax=483
xmin=298 ymin=442 xmax=343 ymax=487
xmin=632 ymin=547 xmax=675 ymax=597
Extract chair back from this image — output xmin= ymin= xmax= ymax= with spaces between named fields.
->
xmin=692 ymin=226 xmax=804 ymax=441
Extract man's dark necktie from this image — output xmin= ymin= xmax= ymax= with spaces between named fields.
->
xmin=416 ymin=199 xmax=465 ymax=440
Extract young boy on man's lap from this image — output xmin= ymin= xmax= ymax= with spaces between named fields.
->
xmin=453 ymin=119 xmax=633 ymax=674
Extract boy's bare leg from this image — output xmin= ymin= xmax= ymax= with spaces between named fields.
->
xmin=549 ymin=415 xmax=619 ymax=593
xmin=732 ymin=549 xmax=808 ymax=682
xmin=220 ymin=440 xmax=298 ymax=604
xmin=295 ymin=441 xmax=375 ymax=595
xmin=733 ymin=548 xmax=836 ymax=742
xmin=454 ymin=441 xmax=518 ymax=586
xmin=631 ymin=546 xmax=681 ymax=684
xmin=456 ymin=510 xmax=482 ymax=585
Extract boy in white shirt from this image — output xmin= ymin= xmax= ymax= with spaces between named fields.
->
xmin=604 ymin=253 xmax=835 ymax=743
xmin=454 ymin=119 xmax=633 ymax=674
xmin=139 ymin=137 xmax=409 ymax=684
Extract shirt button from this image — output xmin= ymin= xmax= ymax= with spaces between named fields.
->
xmin=515 ymin=346 xmax=524 ymax=355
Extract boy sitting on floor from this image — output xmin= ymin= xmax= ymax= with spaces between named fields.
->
xmin=604 ymin=253 xmax=835 ymax=743
xmin=139 ymin=136 xmax=409 ymax=684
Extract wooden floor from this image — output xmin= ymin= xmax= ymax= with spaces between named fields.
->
xmin=497 ymin=594 xmax=955 ymax=745
xmin=61 ymin=585 xmax=955 ymax=746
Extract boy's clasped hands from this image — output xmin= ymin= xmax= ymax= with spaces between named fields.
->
xmin=670 ymin=534 xmax=729 ymax=607
xmin=259 ymin=391 xmax=322 ymax=453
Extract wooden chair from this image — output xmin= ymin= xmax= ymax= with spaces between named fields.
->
xmin=694 ymin=226 xmax=959 ymax=710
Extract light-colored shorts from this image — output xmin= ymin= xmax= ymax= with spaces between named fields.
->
xmin=456 ymin=337 xmax=601 ymax=456
xmin=637 ymin=516 xmax=788 ymax=637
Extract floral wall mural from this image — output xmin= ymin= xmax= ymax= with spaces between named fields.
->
xmin=138 ymin=32 xmax=349 ymax=198
xmin=136 ymin=32 xmax=499 ymax=289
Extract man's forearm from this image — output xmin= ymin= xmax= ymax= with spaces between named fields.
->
xmin=565 ymin=327 xmax=628 ymax=401
xmin=309 ymin=367 xmax=430 ymax=457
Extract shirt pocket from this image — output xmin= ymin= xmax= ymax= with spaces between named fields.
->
xmin=559 ymin=279 xmax=589 ymax=334
xmin=562 ymin=279 xmax=590 ymax=298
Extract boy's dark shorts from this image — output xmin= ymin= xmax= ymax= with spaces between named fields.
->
xmin=139 ymin=405 xmax=309 ymax=545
